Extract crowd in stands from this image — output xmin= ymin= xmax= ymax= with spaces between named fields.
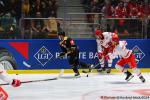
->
xmin=0 ymin=0 xmax=59 ymax=39
xmin=82 ymin=0 xmax=150 ymax=38
xmin=0 ymin=0 xmax=149 ymax=39
xmin=82 ymin=0 xmax=150 ymax=18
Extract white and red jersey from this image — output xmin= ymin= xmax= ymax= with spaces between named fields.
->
xmin=109 ymin=41 xmax=132 ymax=59
xmin=96 ymin=32 xmax=118 ymax=53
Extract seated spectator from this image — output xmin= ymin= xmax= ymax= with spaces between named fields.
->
xmin=49 ymin=0 xmax=58 ymax=18
xmin=0 ymin=13 xmax=20 ymax=39
xmin=9 ymin=0 xmax=21 ymax=25
xmin=147 ymin=3 xmax=150 ymax=18
xmin=101 ymin=2 xmax=114 ymax=17
xmin=0 ymin=0 xmax=5 ymax=17
xmin=30 ymin=0 xmax=45 ymax=17
xmin=31 ymin=12 xmax=47 ymax=38
xmin=137 ymin=1 xmax=144 ymax=18
xmin=22 ymin=0 xmax=30 ymax=17
xmin=114 ymin=2 xmax=127 ymax=18
xmin=45 ymin=16 xmax=58 ymax=38
xmin=129 ymin=7 xmax=138 ymax=18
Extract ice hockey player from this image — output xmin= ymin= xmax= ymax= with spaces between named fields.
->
xmin=95 ymin=29 xmax=119 ymax=73
xmin=0 ymin=63 xmax=21 ymax=99
xmin=107 ymin=40 xmax=146 ymax=83
xmin=58 ymin=31 xmax=93 ymax=77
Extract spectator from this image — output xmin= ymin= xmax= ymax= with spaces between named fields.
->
xmin=0 ymin=13 xmax=20 ymax=39
xmin=0 ymin=0 xmax=5 ymax=17
xmin=31 ymin=12 xmax=47 ymax=38
xmin=148 ymin=4 xmax=150 ymax=18
xmin=49 ymin=0 xmax=58 ymax=17
xmin=45 ymin=17 xmax=58 ymax=38
xmin=30 ymin=0 xmax=45 ymax=17
xmin=137 ymin=1 xmax=144 ymax=18
xmin=114 ymin=2 xmax=127 ymax=18
xmin=22 ymin=0 xmax=30 ymax=17
xmin=129 ymin=7 xmax=138 ymax=18
xmin=9 ymin=0 xmax=21 ymax=25
xmin=101 ymin=2 xmax=114 ymax=18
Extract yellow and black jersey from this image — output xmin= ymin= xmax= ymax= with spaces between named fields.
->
xmin=59 ymin=36 xmax=79 ymax=55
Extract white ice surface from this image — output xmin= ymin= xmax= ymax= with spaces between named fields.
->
xmin=1 ymin=73 xmax=150 ymax=100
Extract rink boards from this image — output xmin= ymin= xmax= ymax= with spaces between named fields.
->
xmin=0 ymin=39 xmax=149 ymax=73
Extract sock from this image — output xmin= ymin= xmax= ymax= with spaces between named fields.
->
xmin=132 ymin=68 xmax=142 ymax=77
xmin=115 ymin=64 xmax=127 ymax=73
xmin=99 ymin=58 xmax=105 ymax=68
xmin=108 ymin=59 xmax=112 ymax=68
xmin=0 ymin=70 xmax=13 ymax=84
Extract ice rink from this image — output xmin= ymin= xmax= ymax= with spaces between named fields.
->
xmin=1 ymin=73 xmax=150 ymax=100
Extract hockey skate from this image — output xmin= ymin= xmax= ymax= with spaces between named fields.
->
xmin=106 ymin=67 xmax=111 ymax=74
xmin=139 ymin=76 xmax=146 ymax=83
xmin=125 ymin=71 xmax=134 ymax=81
xmin=89 ymin=64 xmax=94 ymax=72
xmin=74 ymin=73 xmax=80 ymax=78
xmin=97 ymin=67 xmax=106 ymax=73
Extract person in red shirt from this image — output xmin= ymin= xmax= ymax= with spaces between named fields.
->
xmin=137 ymin=2 xmax=144 ymax=18
xmin=114 ymin=2 xmax=127 ymax=18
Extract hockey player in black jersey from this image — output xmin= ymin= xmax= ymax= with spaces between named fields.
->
xmin=58 ymin=31 xmax=92 ymax=77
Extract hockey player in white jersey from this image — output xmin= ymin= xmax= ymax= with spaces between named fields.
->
xmin=0 ymin=63 xmax=21 ymax=99
xmin=108 ymin=40 xmax=146 ymax=82
xmin=95 ymin=29 xmax=119 ymax=73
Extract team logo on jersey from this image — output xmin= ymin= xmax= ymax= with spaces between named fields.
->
xmin=132 ymin=45 xmax=145 ymax=63
xmin=34 ymin=46 xmax=53 ymax=66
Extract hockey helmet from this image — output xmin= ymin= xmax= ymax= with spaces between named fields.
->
xmin=95 ymin=29 xmax=104 ymax=39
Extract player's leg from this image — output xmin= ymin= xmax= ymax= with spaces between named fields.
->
xmin=97 ymin=57 xmax=106 ymax=72
xmin=107 ymin=58 xmax=113 ymax=73
xmin=0 ymin=63 xmax=21 ymax=87
xmin=0 ymin=69 xmax=21 ymax=87
xmin=116 ymin=58 xmax=134 ymax=81
xmin=68 ymin=55 xmax=80 ymax=77
xmin=97 ymin=48 xmax=109 ymax=73
xmin=129 ymin=54 xmax=146 ymax=83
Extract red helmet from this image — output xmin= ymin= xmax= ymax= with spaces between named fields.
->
xmin=95 ymin=30 xmax=104 ymax=39
xmin=112 ymin=33 xmax=119 ymax=44
xmin=95 ymin=29 xmax=103 ymax=36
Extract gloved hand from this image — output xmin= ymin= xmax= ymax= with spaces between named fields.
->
xmin=97 ymin=52 xmax=103 ymax=59
xmin=104 ymin=55 xmax=110 ymax=60
xmin=12 ymin=79 xmax=21 ymax=87
xmin=58 ymin=52 xmax=66 ymax=58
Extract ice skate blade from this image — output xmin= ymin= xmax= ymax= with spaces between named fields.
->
xmin=126 ymin=75 xmax=134 ymax=82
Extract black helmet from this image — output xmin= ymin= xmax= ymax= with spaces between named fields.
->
xmin=58 ymin=31 xmax=65 ymax=36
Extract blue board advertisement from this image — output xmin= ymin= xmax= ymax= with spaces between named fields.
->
xmin=0 ymin=39 xmax=149 ymax=70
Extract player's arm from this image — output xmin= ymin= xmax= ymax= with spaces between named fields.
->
xmin=66 ymin=39 xmax=78 ymax=55
xmin=59 ymin=38 xmax=77 ymax=58
xmin=59 ymin=39 xmax=67 ymax=58
xmin=96 ymin=39 xmax=104 ymax=59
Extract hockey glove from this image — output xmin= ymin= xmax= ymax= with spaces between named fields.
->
xmin=104 ymin=55 xmax=110 ymax=60
xmin=97 ymin=52 xmax=103 ymax=59
xmin=12 ymin=79 xmax=21 ymax=87
xmin=58 ymin=52 xmax=66 ymax=58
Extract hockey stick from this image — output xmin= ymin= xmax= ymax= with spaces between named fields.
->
xmin=82 ymin=63 xmax=100 ymax=77
xmin=1 ymin=69 xmax=65 ymax=86
xmin=0 ymin=77 xmax=57 ymax=86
